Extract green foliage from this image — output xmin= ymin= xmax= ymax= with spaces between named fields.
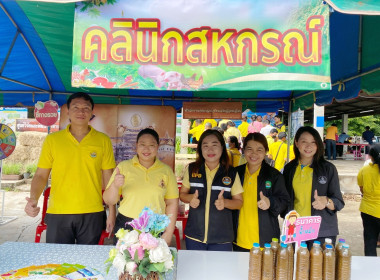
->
xmin=25 ymin=163 xmax=37 ymax=175
xmin=2 ymin=163 xmax=22 ymax=175
xmin=325 ymin=115 xmax=380 ymax=136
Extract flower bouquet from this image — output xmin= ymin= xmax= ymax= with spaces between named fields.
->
xmin=106 ymin=207 xmax=177 ymax=280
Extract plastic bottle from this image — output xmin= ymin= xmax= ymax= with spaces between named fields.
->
xmin=323 ymin=238 xmax=334 ymax=251
xmin=276 ymin=243 xmax=288 ymax=280
xmin=262 ymin=243 xmax=274 ymax=280
xmin=249 ymin=243 xmax=262 ymax=280
xmin=337 ymin=244 xmax=351 ymax=280
xmin=287 ymin=243 xmax=294 ymax=280
xmin=310 ymin=241 xmax=323 ymax=280
xmin=335 ymin=239 xmax=345 ymax=275
xmin=271 ymin=238 xmax=280 ymax=280
xmin=323 ymin=244 xmax=335 ymax=280
xmin=295 ymin=242 xmax=309 ymax=280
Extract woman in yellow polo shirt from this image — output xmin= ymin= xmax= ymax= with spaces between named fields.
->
xmin=283 ymin=126 xmax=345 ymax=248
xmin=234 ymin=133 xmax=290 ymax=250
xmin=227 ymin=136 xmax=242 ymax=167
xmin=103 ymin=128 xmax=179 ymax=245
xmin=179 ymin=129 xmax=243 ymax=251
xmin=357 ymin=144 xmax=380 ymax=256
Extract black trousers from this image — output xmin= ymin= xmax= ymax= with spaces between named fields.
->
xmin=361 ymin=212 xmax=380 ymax=256
xmin=113 ymin=213 xmax=133 ymax=244
xmin=45 ymin=211 xmax=104 ymax=244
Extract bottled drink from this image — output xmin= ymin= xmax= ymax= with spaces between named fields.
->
xmin=337 ymin=244 xmax=351 ymax=280
xmin=323 ymin=244 xmax=335 ymax=280
xmin=310 ymin=241 xmax=323 ymax=280
xmin=295 ymin=242 xmax=309 ymax=280
xmin=262 ymin=243 xmax=274 ymax=280
xmin=323 ymin=238 xmax=334 ymax=251
xmin=249 ymin=243 xmax=262 ymax=280
xmin=271 ymin=238 xmax=280 ymax=280
xmin=287 ymin=243 xmax=294 ymax=280
xmin=335 ymin=239 xmax=345 ymax=275
xmin=276 ymin=243 xmax=288 ymax=280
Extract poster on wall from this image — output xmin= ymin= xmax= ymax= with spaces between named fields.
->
xmin=0 ymin=108 xmax=28 ymax=131
xmin=59 ymin=105 xmax=176 ymax=170
xmin=72 ymin=0 xmax=330 ymax=91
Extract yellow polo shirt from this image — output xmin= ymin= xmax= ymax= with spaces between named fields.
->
xmin=358 ymin=163 xmax=380 ymax=218
xmin=225 ymin=127 xmax=241 ymax=141
xmin=326 ymin=126 xmax=338 ymax=140
xmin=228 ymin=148 xmax=242 ymax=167
xmin=182 ymin=164 xmax=243 ymax=243
xmin=107 ymin=156 xmax=179 ymax=218
xmin=238 ymin=122 xmax=249 ymax=137
xmin=293 ymin=163 xmax=313 ymax=217
xmin=236 ymin=166 xmax=260 ymax=249
xmin=38 ymin=125 xmax=116 ymax=214
xmin=189 ymin=124 xmax=205 ymax=141
xmin=268 ymin=141 xmax=287 ymax=171
xmin=266 ymin=135 xmax=274 ymax=147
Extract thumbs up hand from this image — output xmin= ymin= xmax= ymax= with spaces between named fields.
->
xmin=215 ymin=189 xmax=225 ymax=211
xmin=312 ymin=189 xmax=327 ymax=210
xmin=257 ymin=191 xmax=270 ymax=210
xmin=113 ymin=167 xmax=125 ymax=189
xmin=190 ymin=190 xmax=200 ymax=209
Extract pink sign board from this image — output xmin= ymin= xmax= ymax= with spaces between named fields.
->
xmin=34 ymin=100 xmax=59 ymax=127
xmin=280 ymin=210 xmax=321 ymax=247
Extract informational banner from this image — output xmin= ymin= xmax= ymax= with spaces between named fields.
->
xmin=72 ymin=0 xmax=330 ymax=91
xmin=16 ymin=119 xmax=59 ymax=133
xmin=0 ymin=107 xmax=28 ymax=131
xmin=59 ymin=104 xmax=176 ymax=169
xmin=291 ymin=109 xmax=304 ymax=138
xmin=183 ymin=102 xmax=242 ymax=119
xmin=34 ymin=100 xmax=59 ymax=127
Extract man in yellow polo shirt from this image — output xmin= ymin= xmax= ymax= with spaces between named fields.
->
xmin=25 ymin=92 xmax=116 ymax=244
xmin=326 ymin=123 xmax=338 ymax=160
xmin=238 ymin=115 xmax=249 ymax=142
xmin=268 ymin=132 xmax=288 ymax=172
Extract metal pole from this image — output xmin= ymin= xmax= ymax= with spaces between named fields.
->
xmin=287 ymin=100 xmax=293 ymax=164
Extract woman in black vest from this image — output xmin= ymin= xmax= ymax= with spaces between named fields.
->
xmin=282 ymin=126 xmax=344 ymax=248
xmin=179 ymin=129 xmax=243 ymax=251
xmin=234 ymin=133 xmax=290 ymax=251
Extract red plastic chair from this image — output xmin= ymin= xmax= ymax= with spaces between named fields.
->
xmin=173 ymin=227 xmax=181 ymax=249
xmin=35 ymin=187 xmax=50 ymax=243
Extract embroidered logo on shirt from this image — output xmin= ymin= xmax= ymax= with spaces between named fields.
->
xmin=159 ymin=179 xmax=166 ymax=189
xmin=90 ymin=152 xmax=97 ymax=158
xmin=265 ymin=181 xmax=272 ymax=189
xmin=318 ymin=176 xmax=327 ymax=184
xmin=222 ymin=176 xmax=232 ymax=185
xmin=191 ymin=172 xmax=202 ymax=178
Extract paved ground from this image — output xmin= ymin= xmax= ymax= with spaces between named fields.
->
xmin=0 ymin=159 xmax=379 ymax=256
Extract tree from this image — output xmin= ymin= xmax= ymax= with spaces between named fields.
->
xmin=325 ymin=115 xmax=380 ymax=136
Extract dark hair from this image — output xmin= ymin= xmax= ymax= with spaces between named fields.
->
xmin=369 ymin=144 xmax=380 ymax=173
xmin=251 ymin=115 xmax=257 ymax=121
xmin=294 ymin=126 xmax=325 ymax=166
xmin=212 ymin=126 xmax=224 ymax=134
xmin=332 ymin=123 xmax=337 ymax=127
xmin=193 ymin=129 xmax=229 ymax=173
xmin=228 ymin=136 xmax=240 ymax=150
xmin=242 ymin=115 xmax=248 ymax=121
xmin=243 ymin=132 xmax=269 ymax=152
xmin=365 ymin=126 xmax=370 ymax=130
xmin=67 ymin=92 xmax=94 ymax=110
xmin=136 ymin=128 xmax=159 ymax=144
xmin=220 ymin=123 xmax=228 ymax=131
xmin=274 ymin=115 xmax=280 ymax=119
xmin=270 ymin=128 xmax=278 ymax=134
xmin=227 ymin=121 xmax=235 ymax=127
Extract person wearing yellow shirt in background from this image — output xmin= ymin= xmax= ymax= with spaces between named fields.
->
xmin=224 ymin=121 xmax=242 ymax=144
xmin=204 ymin=119 xmax=217 ymax=128
xmin=266 ymin=128 xmax=278 ymax=147
xmin=188 ymin=119 xmax=204 ymax=144
xmin=268 ymin=132 xmax=288 ymax=172
xmin=325 ymin=123 xmax=338 ymax=160
xmin=227 ymin=136 xmax=242 ymax=167
xmin=357 ymin=144 xmax=380 ymax=256
xmin=238 ymin=115 xmax=249 ymax=142
xmin=274 ymin=115 xmax=286 ymax=133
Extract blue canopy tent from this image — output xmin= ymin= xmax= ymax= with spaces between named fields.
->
xmin=0 ymin=0 xmax=380 ymax=116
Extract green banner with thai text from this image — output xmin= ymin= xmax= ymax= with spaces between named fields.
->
xmin=72 ymin=0 xmax=330 ymax=91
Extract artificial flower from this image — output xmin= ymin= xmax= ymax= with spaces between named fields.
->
xmin=164 ymin=258 xmax=174 ymax=270
xmin=121 ymin=229 xmax=139 ymax=247
xmin=129 ymin=210 xmax=150 ymax=231
xmin=115 ymin=228 xmax=127 ymax=239
xmin=127 ymin=243 xmax=145 ymax=260
xmin=125 ymin=261 xmax=138 ymax=275
xmin=108 ymin=248 xmax=118 ymax=259
xmin=113 ymin=253 xmax=127 ymax=276
xmin=139 ymin=232 xmax=159 ymax=250
xmin=149 ymin=239 xmax=172 ymax=263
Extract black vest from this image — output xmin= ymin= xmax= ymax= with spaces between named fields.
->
xmin=185 ymin=162 xmax=236 ymax=244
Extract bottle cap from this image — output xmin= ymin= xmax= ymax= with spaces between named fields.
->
xmin=342 ymin=244 xmax=349 ymax=249
xmin=326 ymin=244 xmax=333 ymax=249
xmin=325 ymin=238 xmax=332 ymax=244
xmin=281 ymin=243 xmax=287 ymax=248
xmin=265 ymin=243 xmax=271 ymax=248
xmin=338 ymin=238 xmax=345 ymax=243
xmin=253 ymin=243 xmax=260 ymax=248
xmin=313 ymin=241 xmax=321 ymax=246
xmin=272 ymin=238 xmax=279 ymax=242
xmin=301 ymin=243 xmax=307 ymax=248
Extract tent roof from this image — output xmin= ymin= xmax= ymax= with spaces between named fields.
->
xmin=0 ymin=0 xmax=380 ymax=116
